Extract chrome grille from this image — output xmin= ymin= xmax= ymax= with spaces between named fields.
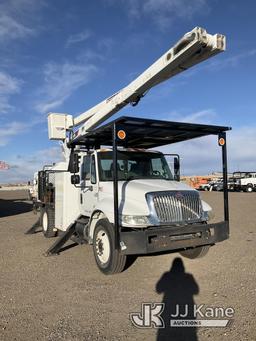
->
xmin=147 ymin=191 xmax=203 ymax=224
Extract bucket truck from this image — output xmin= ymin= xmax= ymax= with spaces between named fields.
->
xmin=29 ymin=27 xmax=231 ymax=274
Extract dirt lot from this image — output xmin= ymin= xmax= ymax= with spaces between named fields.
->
xmin=0 ymin=190 xmax=255 ymax=341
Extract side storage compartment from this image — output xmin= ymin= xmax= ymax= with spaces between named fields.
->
xmin=54 ymin=172 xmax=80 ymax=231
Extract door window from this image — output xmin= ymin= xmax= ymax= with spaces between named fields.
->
xmin=81 ymin=155 xmax=91 ymax=181
xmin=91 ymin=155 xmax=97 ymax=184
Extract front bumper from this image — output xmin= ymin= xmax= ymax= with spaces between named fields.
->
xmin=120 ymin=221 xmax=229 ymax=255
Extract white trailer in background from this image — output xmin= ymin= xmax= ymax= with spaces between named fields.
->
xmin=29 ymin=27 xmax=231 ymax=274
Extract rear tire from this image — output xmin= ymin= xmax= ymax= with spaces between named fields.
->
xmin=41 ymin=207 xmax=56 ymax=238
xmin=93 ymin=219 xmax=127 ymax=275
xmin=180 ymin=245 xmax=210 ymax=259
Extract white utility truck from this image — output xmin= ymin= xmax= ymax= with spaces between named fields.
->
xmin=233 ymin=172 xmax=256 ymax=192
xmin=29 ymin=27 xmax=231 ymax=274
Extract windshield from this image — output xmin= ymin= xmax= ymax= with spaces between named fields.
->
xmin=98 ymin=151 xmax=173 ymax=181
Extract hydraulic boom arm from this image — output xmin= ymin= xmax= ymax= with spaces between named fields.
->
xmin=48 ymin=27 xmax=226 ymax=142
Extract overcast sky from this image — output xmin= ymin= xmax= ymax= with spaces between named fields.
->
xmin=0 ymin=0 xmax=255 ymax=182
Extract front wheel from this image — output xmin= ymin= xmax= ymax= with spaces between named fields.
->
xmin=93 ymin=219 xmax=127 ymax=275
xmin=246 ymin=185 xmax=253 ymax=193
xmin=180 ymin=245 xmax=210 ymax=259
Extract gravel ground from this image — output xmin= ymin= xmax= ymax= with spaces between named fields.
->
xmin=0 ymin=190 xmax=255 ymax=341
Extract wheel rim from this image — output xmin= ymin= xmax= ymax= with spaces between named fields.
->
xmin=42 ymin=212 xmax=48 ymax=232
xmin=95 ymin=229 xmax=111 ymax=264
xmin=248 ymin=187 xmax=252 ymax=192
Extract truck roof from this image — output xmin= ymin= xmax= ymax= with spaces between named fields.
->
xmin=70 ymin=116 xmax=231 ymax=149
xmin=96 ymin=148 xmax=161 ymax=153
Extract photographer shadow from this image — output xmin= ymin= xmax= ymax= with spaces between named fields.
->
xmin=156 ymin=257 xmax=199 ymax=341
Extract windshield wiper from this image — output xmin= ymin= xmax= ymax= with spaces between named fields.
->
xmin=126 ymin=175 xmax=136 ymax=181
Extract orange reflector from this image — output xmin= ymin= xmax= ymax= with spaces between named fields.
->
xmin=218 ymin=137 xmax=225 ymax=146
xmin=117 ymin=130 xmax=126 ymax=140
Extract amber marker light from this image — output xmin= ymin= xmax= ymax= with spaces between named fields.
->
xmin=218 ymin=137 xmax=225 ymax=146
xmin=117 ymin=130 xmax=126 ymax=140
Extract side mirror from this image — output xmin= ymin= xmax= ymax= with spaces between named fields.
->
xmin=174 ymin=157 xmax=180 ymax=181
xmin=68 ymin=150 xmax=80 ymax=174
xmin=71 ymin=174 xmax=80 ymax=185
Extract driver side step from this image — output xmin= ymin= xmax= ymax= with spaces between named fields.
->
xmin=45 ymin=217 xmax=89 ymax=256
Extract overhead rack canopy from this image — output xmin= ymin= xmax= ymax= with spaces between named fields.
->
xmin=70 ymin=116 xmax=231 ymax=149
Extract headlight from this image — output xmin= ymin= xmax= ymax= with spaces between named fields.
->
xmin=121 ymin=215 xmax=150 ymax=226
xmin=202 ymin=209 xmax=215 ymax=221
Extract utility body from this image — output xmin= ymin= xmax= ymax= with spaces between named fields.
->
xmin=30 ymin=27 xmax=231 ymax=274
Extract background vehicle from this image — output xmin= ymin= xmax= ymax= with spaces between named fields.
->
xmin=190 ymin=177 xmax=212 ymax=191
xmin=28 ymin=172 xmax=38 ymax=201
xmin=198 ymin=180 xmax=214 ymax=191
xmin=212 ymin=179 xmax=224 ymax=191
xmin=233 ymin=172 xmax=256 ymax=192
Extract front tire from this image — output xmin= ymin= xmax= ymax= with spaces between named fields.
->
xmin=41 ymin=207 xmax=56 ymax=238
xmin=93 ymin=219 xmax=127 ymax=275
xmin=180 ymin=245 xmax=210 ymax=259
xmin=246 ymin=185 xmax=253 ymax=193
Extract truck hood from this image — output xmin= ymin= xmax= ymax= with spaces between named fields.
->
xmin=118 ymin=179 xmax=194 ymax=196
xmin=99 ymin=179 xmax=197 ymax=216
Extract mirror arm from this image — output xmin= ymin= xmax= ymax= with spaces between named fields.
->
xmin=73 ymin=184 xmax=82 ymax=188
xmin=74 ymin=184 xmax=93 ymax=190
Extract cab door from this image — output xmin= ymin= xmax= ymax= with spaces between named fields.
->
xmin=80 ymin=154 xmax=98 ymax=216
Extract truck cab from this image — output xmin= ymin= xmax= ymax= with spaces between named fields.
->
xmin=80 ymin=149 xmax=212 ymax=228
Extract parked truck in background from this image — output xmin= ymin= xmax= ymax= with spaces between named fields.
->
xmin=233 ymin=172 xmax=256 ymax=192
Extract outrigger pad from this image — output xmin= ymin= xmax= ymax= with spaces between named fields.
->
xmin=44 ymin=223 xmax=76 ymax=257
xmin=25 ymin=218 xmax=42 ymax=234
